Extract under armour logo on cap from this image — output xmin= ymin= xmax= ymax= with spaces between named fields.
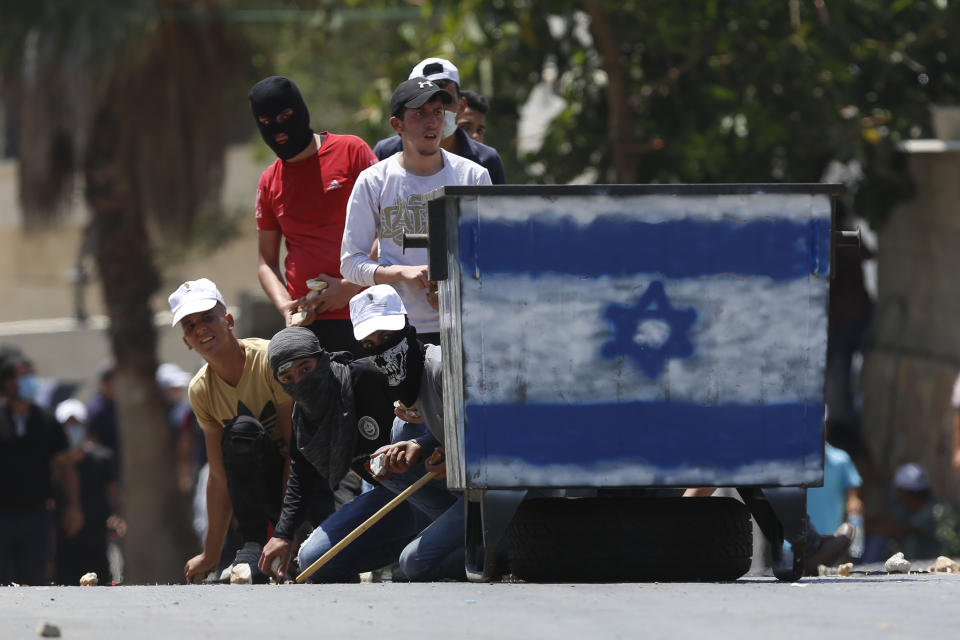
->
xmin=389 ymin=76 xmax=453 ymax=118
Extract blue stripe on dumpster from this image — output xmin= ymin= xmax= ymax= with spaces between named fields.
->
xmin=463 ymin=401 xmax=822 ymax=470
xmin=459 ymin=217 xmax=830 ymax=280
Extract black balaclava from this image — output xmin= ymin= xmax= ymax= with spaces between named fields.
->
xmin=268 ymin=327 xmax=356 ymax=489
xmin=366 ymin=322 xmax=424 ymax=408
xmin=248 ymin=76 xmax=314 ymax=160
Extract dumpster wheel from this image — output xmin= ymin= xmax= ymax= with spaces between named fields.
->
xmin=507 ymin=496 xmax=752 ymax=582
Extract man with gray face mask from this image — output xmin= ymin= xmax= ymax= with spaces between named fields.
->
xmin=371 ymin=57 xmax=506 ymax=185
xmin=259 ymin=326 xmax=399 ymax=580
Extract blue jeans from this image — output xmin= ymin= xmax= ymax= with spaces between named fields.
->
xmin=297 ymin=419 xmax=457 ymax=581
xmin=398 ymin=493 xmax=465 ymax=580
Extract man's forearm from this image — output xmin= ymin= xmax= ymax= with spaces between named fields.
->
xmin=274 ymin=453 xmax=314 ymax=540
xmin=203 ymin=472 xmax=232 ymax=556
xmin=53 ymin=455 xmax=81 ymax=508
xmin=258 ymin=262 xmax=293 ymax=312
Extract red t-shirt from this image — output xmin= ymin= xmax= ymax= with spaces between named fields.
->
xmin=256 ymin=132 xmax=377 ymax=320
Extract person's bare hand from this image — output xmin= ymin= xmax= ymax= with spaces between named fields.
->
xmin=370 ymin=440 xmax=423 ymax=478
xmin=394 ymin=265 xmax=429 ymax=289
xmin=299 ymin=274 xmax=362 ymax=316
xmin=106 ymin=514 xmax=127 ymax=540
xmin=952 ymin=448 xmax=960 ymax=475
xmin=282 ymin=299 xmax=307 ymax=327
xmin=394 ymin=401 xmax=423 ymax=423
xmin=425 ymin=281 xmax=439 ymax=311
xmin=425 ymin=446 xmax=446 ymax=480
xmin=259 ymin=537 xmax=292 ymax=579
xmin=185 ymin=551 xmax=217 ymax=584
xmin=61 ymin=504 xmax=84 ymax=538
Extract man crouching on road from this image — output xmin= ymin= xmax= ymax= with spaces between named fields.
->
xmin=257 ymin=326 xmax=397 ymax=580
xmin=172 ymin=278 xmax=332 ymax=584
xmin=351 ymin=284 xmax=465 ymax=580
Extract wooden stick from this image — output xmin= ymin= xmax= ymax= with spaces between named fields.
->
xmin=296 ymin=471 xmax=439 ymax=583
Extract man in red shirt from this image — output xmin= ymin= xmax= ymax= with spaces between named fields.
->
xmin=251 ymin=76 xmax=377 ymax=353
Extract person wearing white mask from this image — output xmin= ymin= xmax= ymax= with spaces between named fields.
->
xmin=371 ymin=57 xmax=506 ymax=184
xmin=53 ymin=398 xmax=122 ymax=585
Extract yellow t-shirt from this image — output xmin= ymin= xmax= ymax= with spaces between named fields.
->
xmin=188 ymin=337 xmax=290 ymax=454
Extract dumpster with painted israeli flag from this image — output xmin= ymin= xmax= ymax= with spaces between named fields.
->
xmin=420 ymin=184 xmax=844 ymax=582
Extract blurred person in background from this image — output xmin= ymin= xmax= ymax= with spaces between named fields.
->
xmin=0 ymin=352 xmax=83 ymax=585
xmin=86 ymin=362 xmax=119 ymax=475
xmin=52 ymin=399 xmax=123 ymax=585
xmin=951 ymin=371 xmax=960 ymax=476
xmin=157 ymin=363 xmax=202 ymax=495
xmin=456 ymin=89 xmax=489 ymax=144
xmin=807 ymin=421 xmax=865 ymax=560
xmin=864 ymin=462 xmax=941 ymax=562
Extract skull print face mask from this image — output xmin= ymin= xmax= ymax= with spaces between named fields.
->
xmin=368 ymin=324 xmax=424 ymax=408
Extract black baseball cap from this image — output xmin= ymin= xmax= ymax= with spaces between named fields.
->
xmin=390 ymin=77 xmax=453 ymax=118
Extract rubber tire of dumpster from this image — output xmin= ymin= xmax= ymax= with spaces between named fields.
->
xmin=507 ymin=496 xmax=752 ymax=582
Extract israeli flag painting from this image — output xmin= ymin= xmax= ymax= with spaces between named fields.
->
xmin=442 ymin=187 xmax=832 ymax=490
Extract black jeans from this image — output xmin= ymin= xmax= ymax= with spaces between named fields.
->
xmin=220 ymin=416 xmax=330 ymax=546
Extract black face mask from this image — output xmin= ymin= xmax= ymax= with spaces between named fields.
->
xmin=248 ymin=76 xmax=314 ymax=160
xmin=367 ymin=325 xmax=424 ymax=408
xmin=280 ymin=359 xmax=338 ymax=422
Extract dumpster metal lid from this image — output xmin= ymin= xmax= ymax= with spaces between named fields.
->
xmin=425 ymin=182 xmax=844 ymax=200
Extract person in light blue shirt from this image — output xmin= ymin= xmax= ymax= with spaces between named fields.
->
xmin=807 ymin=442 xmax=863 ymax=535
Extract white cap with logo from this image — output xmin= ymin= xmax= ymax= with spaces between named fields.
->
xmin=168 ymin=278 xmax=226 ymax=327
xmin=408 ymin=57 xmax=460 ymax=87
xmin=349 ymin=285 xmax=408 ymax=341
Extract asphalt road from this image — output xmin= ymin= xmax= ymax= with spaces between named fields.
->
xmin=3 ymin=573 xmax=960 ymax=640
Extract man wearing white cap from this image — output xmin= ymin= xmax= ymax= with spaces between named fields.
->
xmin=170 ymin=278 xmax=319 ymax=584
xmin=348 ymin=284 xmax=466 ymax=580
xmin=53 ymin=398 xmax=119 ymax=585
xmin=281 ymin=285 xmax=458 ymax=581
xmin=341 ymin=76 xmax=491 ymax=343
xmin=371 ymin=57 xmax=506 ymax=184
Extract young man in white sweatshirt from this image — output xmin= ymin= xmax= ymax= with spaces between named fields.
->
xmin=340 ymin=77 xmax=491 ymax=345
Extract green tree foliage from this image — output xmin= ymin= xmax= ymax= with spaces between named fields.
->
xmin=326 ymin=0 xmax=960 ymax=226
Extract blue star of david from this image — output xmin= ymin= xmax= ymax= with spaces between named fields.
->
xmin=601 ymin=280 xmax=697 ymax=379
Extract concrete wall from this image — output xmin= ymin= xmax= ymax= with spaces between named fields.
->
xmin=0 ymin=145 xmax=283 ymax=399
xmin=860 ymin=148 xmax=960 ymax=503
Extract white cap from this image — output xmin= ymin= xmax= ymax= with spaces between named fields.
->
xmin=156 ymin=362 xmax=193 ymax=391
xmin=409 ymin=57 xmax=460 ymax=87
xmin=893 ymin=463 xmax=930 ymax=491
xmin=349 ymin=285 xmax=407 ymax=341
xmin=168 ymin=278 xmax=226 ymax=327
xmin=55 ymin=398 xmax=88 ymax=425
